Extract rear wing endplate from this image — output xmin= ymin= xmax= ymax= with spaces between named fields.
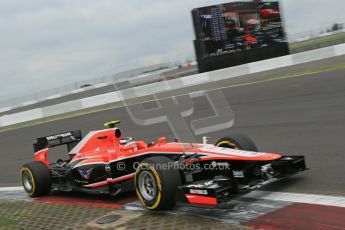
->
xmin=33 ymin=130 xmax=82 ymax=152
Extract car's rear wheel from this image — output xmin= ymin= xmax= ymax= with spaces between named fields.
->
xmin=215 ymin=134 xmax=258 ymax=151
xmin=135 ymin=156 xmax=181 ymax=211
xmin=20 ymin=161 xmax=52 ymax=197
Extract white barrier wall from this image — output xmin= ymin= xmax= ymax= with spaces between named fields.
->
xmin=1 ymin=43 xmax=345 ymax=128
xmin=0 ymin=109 xmax=43 ymax=127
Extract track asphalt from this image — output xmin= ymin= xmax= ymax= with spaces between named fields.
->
xmin=0 ymin=55 xmax=344 ymax=199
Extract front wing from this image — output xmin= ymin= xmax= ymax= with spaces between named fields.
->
xmin=178 ymin=156 xmax=307 ymax=206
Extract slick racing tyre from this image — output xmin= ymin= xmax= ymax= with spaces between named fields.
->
xmin=21 ymin=161 xmax=52 ymax=197
xmin=215 ymin=134 xmax=258 ymax=152
xmin=135 ymin=156 xmax=181 ymax=211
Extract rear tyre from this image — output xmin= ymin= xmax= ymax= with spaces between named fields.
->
xmin=135 ymin=156 xmax=181 ymax=211
xmin=20 ymin=161 xmax=52 ymax=197
xmin=215 ymin=134 xmax=258 ymax=152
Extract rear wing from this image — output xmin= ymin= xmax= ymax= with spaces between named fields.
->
xmin=33 ymin=130 xmax=82 ymax=152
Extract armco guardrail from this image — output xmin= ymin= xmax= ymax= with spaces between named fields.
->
xmin=1 ymin=43 xmax=345 ymax=128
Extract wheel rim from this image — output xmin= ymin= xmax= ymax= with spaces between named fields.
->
xmin=138 ymin=171 xmax=157 ymax=201
xmin=217 ymin=141 xmax=240 ymax=150
xmin=22 ymin=171 xmax=33 ymax=192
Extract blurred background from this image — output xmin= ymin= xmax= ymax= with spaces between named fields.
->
xmin=0 ymin=0 xmax=344 ymax=111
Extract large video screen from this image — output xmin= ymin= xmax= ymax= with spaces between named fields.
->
xmin=192 ymin=1 xmax=287 ymax=58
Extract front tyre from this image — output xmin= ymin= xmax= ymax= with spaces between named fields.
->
xmin=215 ymin=134 xmax=258 ymax=152
xmin=135 ymin=156 xmax=181 ymax=211
xmin=20 ymin=161 xmax=52 ymax=197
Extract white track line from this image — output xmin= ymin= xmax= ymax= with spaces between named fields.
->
xmin=1 ymin=186 xmax=345 ymax=208
xmin=0 ymin=186 xmax=23 ymax=192
xmin=246 ymin=191 xmax=345 ymax=208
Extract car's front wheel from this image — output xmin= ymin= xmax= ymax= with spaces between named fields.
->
xmin=20 ymin=161 xmax=52 ymax=197
xmin=215 ymin=134 xmax=258 ymax=152
xmin=135 ymin=156 xmax=181 ymax=211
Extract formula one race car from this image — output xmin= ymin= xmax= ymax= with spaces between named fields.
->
xmin=21 ymin=120 xmax=307 ymax=210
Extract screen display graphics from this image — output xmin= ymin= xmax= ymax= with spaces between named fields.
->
xmin=192 ymin=1 xmax=287 ymax=58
